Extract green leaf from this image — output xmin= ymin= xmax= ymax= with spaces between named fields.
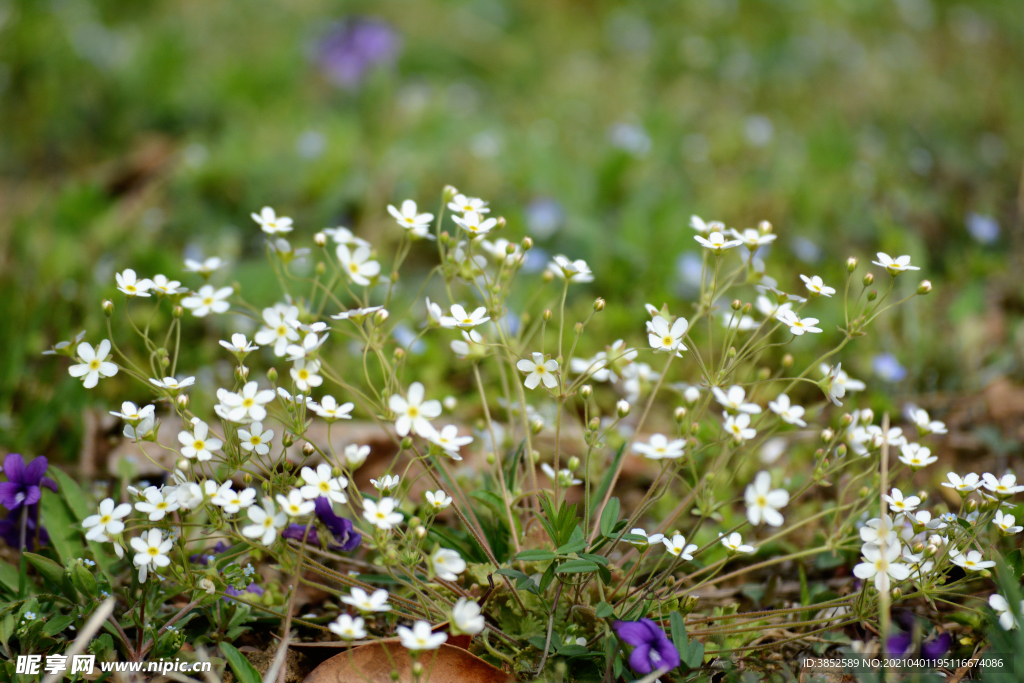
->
xmin=43 ymin=615 xmax=75 ymax=637
xmin=469 ymin=490 xmax=507 ymax=516
xmin=539 ymin=560 xmax=556 ymax=592
xmin=670 ymin=611 xmax=689 ymax=656
xmin=596 ymin=602 xmax=614 ymax=618
xmin=24 ymin=553 xmax=77 ymax=601
xmin=220 ymin=642 xmax=262 ymax=683
xmin=557 ymin=644 xmax=588 ymax=656
xmin=39 ymin=489 xmax=83 ymax=564
xmin=528 ymin=636 xmax=548 ymax=650
xmin=495 ymin=568 xmax=530 ymax=581
xmin=0 ymin=561 xmax=19 ymax=595
xmin=684 ymin=639 xmax=705 ymax=669
xmin=555 ymin=560 xmax=599 ymax=574
xmin=577 ymin=552 xmax=609 ymax=566
xmin=515 ymin=549 xmax=557 ymax=562
xmin=47 ymin=468 xmax=116 ymax=583
xmin=600 ymin=497 xmax=620 ymax=538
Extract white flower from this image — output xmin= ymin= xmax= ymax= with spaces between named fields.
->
xmin=777 ymin=309 xmax=822 ymax=336
xmin=897 ymin=443 xmax=936 ymax=470
xmin=745 ymin=471 xmax=789 ymax=526
xmin=242 ymin=498 xmax=287 ymax=545
xmin=768 ymin=394 xmax=806 ymax=427
xmin=178 ymin=420 xmax=222 ymax=461
xmin=329 ymin=614 xmax=367 ymax=640
xmin=951 ymin=549 xmax=995 ymax=571
xmin=853 ymin=542 xmax=910 ymax=591
xmin=755 ymin=295 xmax=793 ymax=320
xmin=290 ymin=359 xmax=323 ymax=392
xmin=342 ymin=587 xmax=392 ymax=613
xmin=344 ymin=444 xmax=371 ymax=469
xmin=859 ymin=515 xmax=905 ymax=546
xmin=337 ymin=244 xmax=380 ymax=286
xmin=994 ymin=510 xmax=1023 ymax=535
xmin=134 ymin=486 xmax=180 ymax=521
xmin=448 ymin=194 xmax=489 ymax=215
xmin=69 ymin=340 xmax=118 ymax=389
xmin=989 ymin=594 xmax=1021 ymax=630
xmin=647 ymin=315 xmax=689 ymax=354
xmin=151 ymin=274 xmax=183 ymax=295
xmin=713 ymin=385 xmax=761 ymax=414
xmin=694 ymin=231 xmax=742 ymax=252
xmin=882 ymin=488 xmax=920 ymax=514
xmin=181 ymin=285 xmax=232 ymax=317
xmin=184 ymin=256 xmax=225 ymax=275
xmin=427 ymin=425 xmax=473 ymax=460
xmin=300 ymin=464 xmax=348 ymax=504
xmin=82 ymin=498 xmax=132 ymax=541
xmin=331 ymin=305 xmax=384 ymax=322
xmin=131 ymin=529 xmax=173 ymax=578
xmin=216 ymin=382 xmax=275 ymax=423
xmin=541 ymin=463 xmax=582 ymax=487
xmin=940 ymin=472 xmax=979 ymax=493
xmin=441 ymin=304 xmax=491 ymax=330
xmin=982 ymin=473 xmax=1024 ymax=496
xmin=308 ymin=395 xmax=354 ymax=421
xmin=371 ymin=474 xmax=400 ymax=492
xmin=254 ymin=305 xmax=301 ymax=356
xmin=363 ymin=497 xmax=403 ymax=530
xmin=547 ymin=255 xmax=594 ymax=283
xmin=627 ymin=528 xmax=665 ymax=548
xmin=324 ymin=226 xmax=369 ymax=247
xmin=425 ymin=297 xmax=444 ymax=325
xmin=452 ymin=210 xmax=498 ymax=236
xmin=149 ymin=376 xmax=195 ymax=391
xmin=720 ymin=532 xmax=755 ymax=554
xmin=116 ymin=269 xmax=153 ymax=297
xmin=425 ymin=490 xmax=453 ymax=510
xmin=800 ymin=274 xmax=835 ymax=297
xmin=238 ymin=422 xmax=274 ymax=455
xmin=111 ymin=402 xmax=155 ymax=423
xmin=662 ymin=534 xmax=697 ymax=560
xmin=432 ymin=548 xmax=466 ymax=580
xmin=872 ymin=252 xmax=919 ymax=275
xmin=451 ymin=598 xmax=485 ymax=635
xmin=911 ymin=409 xmax=947 ymax=435
xmin=823 ymin=362 xmax=864 ymax=407
xmin=220 ymin=333 xmax=258 ymax=355
xmin=689 ymin=215 xmax=723 ymax=235
xmin=632 ymin=434 xmax=685 ymax=460
xmin=724 ymin=413 xmax=756 ymax=443
xmin=277 ymin=489 xmax=315 ymax=517
xmin=517 ymin=353 xmax=559 ymax=390
xmin=388 ymin=199 xmax=434 ymax=238
xmin=389 ymin=382 xmax=442 ymax=437
xmin=397 ymin=621 xmax=447 ymax=651
xmin=211 ymin=483 xmax=256 ymax=514
xmin=730 ymin=228 xmax=776 ymax=250
xmin=173 ymin=482 xmax=206 ymax=510
xmin=251 ymin=206 xmax=293 ymax=234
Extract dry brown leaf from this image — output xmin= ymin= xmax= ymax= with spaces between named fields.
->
xmin=302 ymin=641 xmax=513 ymax=683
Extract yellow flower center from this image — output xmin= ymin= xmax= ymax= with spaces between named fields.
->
xmin=407 ymin=407 xmax=419 ymax=418
xmin=100 ymin=515 xmax=111 ymax=524
xmin=756 ymin=495 xmax=767 ymax=507
xmin=194 ymin=440 xmax=204 ymax=450
xmin=277 ymin=326 xmax=287 ymax=335
xmin=243 ymin=398 xmax=254 ymax=407
xmin=89 ymin=360 xmax=101 ymax=370
xmin=203 ymin=297 xmax=213 ymax=305
xmin=148 ymin=547 xmax=159 ymax=556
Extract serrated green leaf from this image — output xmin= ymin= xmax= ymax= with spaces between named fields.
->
xmin=220 ymin=642 xmax=262 ymax=683
xmin=515 ymin=549 xmax=557 ymax=562
xmin=555 ymin=560 xmax=599 ymax=574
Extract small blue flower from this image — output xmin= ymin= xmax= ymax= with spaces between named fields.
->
xmin=873 ymin=353 xmax=907 ymax=382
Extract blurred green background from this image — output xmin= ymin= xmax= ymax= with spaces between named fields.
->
xmin=1 ymin=0 xmax=1022 ymax=463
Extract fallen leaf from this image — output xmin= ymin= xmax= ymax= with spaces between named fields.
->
xmin=302 ymin=640 xmax=512 ymax=683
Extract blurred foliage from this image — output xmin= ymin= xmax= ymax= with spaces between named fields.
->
xmin=1 ymin=0 xmax=1023 ymax=462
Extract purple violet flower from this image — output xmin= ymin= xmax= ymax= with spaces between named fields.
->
xmin=316 ymin=18 xmax=401 ymax=90
xmin=223 ymin=582 xmax=265 ymax=604
xmin=0 ymin=509 xmax=49 ymax=550
xmin=190 ymin=540 xmax=231 ymax=565
xmin=613 ymin=618 xmax=681 ymax=675
xmin=0 ymin=454 xmax=58 ymax=510
xmin=281 ymin=497 xmax=361 ymax=552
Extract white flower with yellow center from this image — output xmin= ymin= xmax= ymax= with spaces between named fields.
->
xmin=69 ymin=340 xmax=118 ymax=389
xmin=290 ymin=359 xmax=323 ymax=392
xmin=387 ymin=199 xmax=434 ymax=238
xmin=363 ymin=497 xmax=403 ymax=530
xmin=82 ymin=498 xmax=132 ymax=542
xmin=238 ymin=422 xmax=274 ymax=456
xmin=389 ymin=382 xmax=442 ymax=437
xmin=853 ymin=542 xmax=909 ymax=591
xmin=517 ymin=353 xmax=559 ymax=390
xmin=254 ymin=305 xmax=301 ymax=356
xmin=337 ymin=244 xmax=380 ymax=286
xmin=251 ymin=206 xmax=293 ymax=234
xmin=116 ymin=269 xmax=153 ymax=297
xmin=181 ymin=285 xmax=232 ymax=317
xmin=299 ymin=464 xmax=348 ymax=504
xmin=178 ymin=419 xmax=222 ymax=462
xmin=662 ymin=534 xmax=697 ymax=559
xmin=397 ymin=621 xmax=447 ymax=651
xmin=276 ymin=489 xmax=315 ymax=517
xmin=745 ymin=471 xmax=789 ymax=526
xmin=241 ymin=498 xmax=287 ymax=546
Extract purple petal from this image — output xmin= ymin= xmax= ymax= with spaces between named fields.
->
xmin=887 ymin=632 xmax=912 ymax=657
xmin=40 ymin=477 xmax=58 ymax=493
xmin=613 ymin=620 xmax=652 ymax=647
xmin=22 ymin=456 xmax=49 ymax=487
xmin=21 ymin=486 xmax=41 ymax=508
xmin=2 ymin=454 xmax=26 ymax=485
xmin=652 ymin=637 xmax=681 ymax=671
xmin=921 ymin=633 xmax=951 ymax=659
xmin=628 ymin=644 xmax=654 ymax=675
xmin=0 ymin=482 xmax=23 ymax=510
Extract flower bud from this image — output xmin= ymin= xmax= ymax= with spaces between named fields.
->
xmin=732 ymin=299 xmax=742 ymax=311
xmin=758 ymin=220 xmax=772 ymax=235
xmin=374 ymin=309 xmax=389 ymax=326
xmin=235 ymin=365 xmax=249 ymax=382
xmin=267 ymin=367 xmax=278 ymax=383
xmin=176 ymin=394 xmax=189 ymax=410
xmin=530 ymin=417 xmax=544 ymax=435
xmin=314 ymin=232 xmax=328 ymax=247
xmin=684 ymin=386 xmax=700 ymax=404
xmin=674 ymin=406 xmax=687 ymax=423
xmin=486 ymin=452 xmax=496 ymax=465
xmin=728 ymin=346 xmax=737 ymax=358
xmin=820 ymin=428 xmax=834 ymax=443
xmin=161 ymin=356 xmax=171 ymax=368
xmin=496 ymin=217 xmax=507 ymax=230
xmin=400 ymin=436 xmax=413 ymax=450
xmin=531 ymin=450 xmax=540 ymax=463
xmin=836 ymin=444 xmax=847 ymax=457
xmin=443 ymin=185 xmax=458 ymax=201
xmin=521 ymin=237 xmax=533 ymax=251
xmin=891 ymin=587 xmax=901 ymax=600
xmin=860 ymin=408 xmax=874 ymax=424
xmin=567 ymin=456 xmax=580 ymax=471
xmin=302 ymin=442 xmax=316 ymax=456
xmin=966 ymin=498 xmax=978 ymax=512
xmin=102 ymin=299 xmax=114 ymax=317
xmin=407 ymin=516 xmax=421 ymax=529
xmin=782 ymin=354 xmax=793 ymax=368
xmin=862 ymin=272 xmax=874 ymax=286
xmin=415 ymin=526 xmax=427 ymax=538
xmin=980 ymin=569 xmax=992 ymax=578
xmin=866 ymin=289 xmax=877 ymax=301
xmin=199 ymin=578 xmax=216 ymax=595
xmin=859 ymin=486 xmax=870 ymax=498
xmin=393 ymin=347 xmax=405 ymax=361
xmin=588 ymin=417 xmax=601 ymax=431
xmin=742 ymin=303 xmax=752 ymax=314
xmin=917 ymin=490 xmax=927 ymax=502
xmin=580 ymin=385 xmax=593 ymax=399
xmin=594 ymin=298 xmax=605 ymax=312
xmin=440 ymin=231 xmax=450 ymax=245
xmin=542 ymin=270 xmax=554 ymax=283
xmin=846 ymin=256 xmax=858 ymax=272
xmin=543 ymin=309 xmax=552 ymax=322
xmin=917 ymin=280 xmax=932 ymax=295
xmin=243 ymin=473 xmax=252 ymax=484
xmin=316 ymin=261 xmax=326 ymax=275
xmin=690 ymin=422 xmax=700 ymax=435
xmin=443 ymin=396 xmax=457 ymax=411
xmin=617 ymin=400 xmax=630 ymax=418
